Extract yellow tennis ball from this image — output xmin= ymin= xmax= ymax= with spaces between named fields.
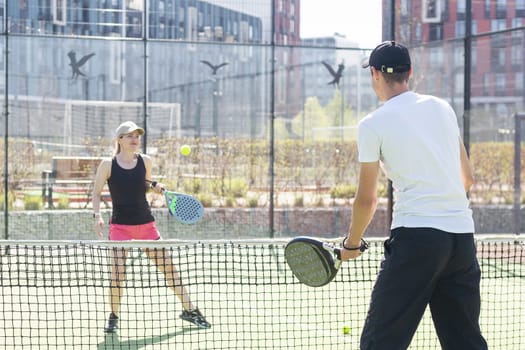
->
xmin=342 ymin=326 xmax=351 ymax=335
xmin=180 ymin=144 xmax=191 ymax=156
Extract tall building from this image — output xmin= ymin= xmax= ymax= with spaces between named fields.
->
xmin=384 ymin=0 xmax=524 ymax=140
xmin=3 ymin=0 xmax=264 ymax=43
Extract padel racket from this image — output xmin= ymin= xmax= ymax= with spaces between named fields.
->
xmin=285 ymin=237 xmax=342 ymax=287
xmin=163 ymin=190 xmax=204 ymax=224
xmin=147 ymin=180 xmax=204 ymax=224
xmin=285 ymin=236 xmax=368 ymax=287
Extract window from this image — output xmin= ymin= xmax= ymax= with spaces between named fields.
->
xmin=400 ymin=0 xmax=410 ymax=16
xmin=415 ymin=23 xmax=422 ymax=42
xmin=457 ymin=0 xmax=466 ymax=15
xmin=512 ymin=19 xmax=523 ymax=39
xmin=428 ymin=24 xmax=443 ymax=41
xmin=484 ymin=0 xmax=491 ymax=18
xmin=52 ymin=0 xmax=66 ymax=25
xmin=456 ymin=20 xmax=465 ymax=37
xmin=495 ymin=73 xmax=506 ymax=93
xmin=518 ymin=0 xmax=525 ymax=16
xmin=496 ymin=0 xmax=507 ymax=11
xmin=512 ymin=45 xmax=522 ymax=66
xmin=483 ymin=73 xmax=490 ymax=95
xmin=491 ymin=48 xmax=506 ymax=67
xmin=422 ymin=0 xmax=441 ymax=22
xmin=516 ymin=73 xmax=524 ymax=91
xmin=491 ymin=19 xmax=507 ymax=31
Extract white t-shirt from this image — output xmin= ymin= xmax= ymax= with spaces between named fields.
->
xmin=357 ymin=91 xmax=474 ymax=233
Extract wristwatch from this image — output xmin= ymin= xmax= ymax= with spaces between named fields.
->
xmin=93 ymin=213 xmax=101 ymax=218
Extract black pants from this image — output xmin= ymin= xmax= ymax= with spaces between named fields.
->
xmin=360 ymin=227 xmax=488 ymax=350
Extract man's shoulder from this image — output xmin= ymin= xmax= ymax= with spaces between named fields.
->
xmin=414 ymin=92 xmax=450 ymax=106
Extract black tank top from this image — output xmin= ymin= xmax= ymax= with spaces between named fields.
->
xmin=107 ymin=154 xmax=154 ymax=225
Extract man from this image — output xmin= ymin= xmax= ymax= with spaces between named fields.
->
xmin=340 ymin=41 xmax=488 ymax=350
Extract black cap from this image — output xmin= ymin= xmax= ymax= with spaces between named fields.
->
xmin=362 ymin=41 xmax=411 ymax=74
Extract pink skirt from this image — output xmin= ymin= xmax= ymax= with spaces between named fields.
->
xmin=109 ymin=222 xmax=160 ymax=241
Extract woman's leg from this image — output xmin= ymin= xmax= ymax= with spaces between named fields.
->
xmin=109 ymin=247 xmax=128 ymax=315
xmin=145 ymin=247 xmax=194 ymax=311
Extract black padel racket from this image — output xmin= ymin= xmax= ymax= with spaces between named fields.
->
xmin=284 ymin=236 xmax=342 ymax=287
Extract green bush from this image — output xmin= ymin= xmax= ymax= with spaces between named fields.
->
xmin=225 ymin=178 xmax=248 ymax=198
xmin=247 ymin=196 xmax=259 ymax=208
xmin=182 ymin=178 xmax=202 ymax=194
xmin=469 ymin=142 xmax=515 ymax=204
xmin=330 ymin=184 xmax=356 ymax=199
xmin=294 ymin=195 xmax=304 ymax=207
xmin=0 ymin=192 xmax=15 ymax=210
xmin=196 ymin=193 xmax=213 ymax=207
xmin=56 ymin=196 xmax=70 ymax=209
xmin=224 ymin=196 xmax=235 ymax=207
xmin=24 ymin=194 xmax=43 ymax=210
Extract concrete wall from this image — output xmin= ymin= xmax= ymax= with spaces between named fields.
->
xmin=1 ymin=205 xmax=521 ymax=241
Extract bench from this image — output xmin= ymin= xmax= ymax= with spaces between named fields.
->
xmin=42 ymin=156 xmax=111 ymax=209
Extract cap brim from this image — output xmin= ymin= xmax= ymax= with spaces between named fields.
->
xmin=116 ymin=127 xmax=145 ymax=138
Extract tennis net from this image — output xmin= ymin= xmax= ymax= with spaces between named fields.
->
xmin=0 ymin=235 xmax=523 ymax=349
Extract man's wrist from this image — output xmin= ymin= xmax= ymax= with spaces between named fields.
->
xmin=342 ymin=237 xmax=369 ymax=252
xmin=93 ymin=212 xmax=101 ymax=219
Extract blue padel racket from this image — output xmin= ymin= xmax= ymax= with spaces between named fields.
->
xmin=147 ymin=180 xmax=204 ymax=224
xmin=285 ymin=236 xmax=342 ymax=287
xmin=163 ymin=190 xmax=204 ymax=224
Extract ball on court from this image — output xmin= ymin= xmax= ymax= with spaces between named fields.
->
xmin=342 ymin=326 xmax=351 ymax=335
xmin=180 ymin=144 xmax=191 ymax=156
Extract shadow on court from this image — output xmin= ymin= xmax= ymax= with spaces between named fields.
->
xmin=97 ymin=328 xmax=193 ymax=350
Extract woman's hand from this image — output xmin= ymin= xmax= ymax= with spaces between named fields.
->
xmin=94 ymin=214 xmax=105 ymax=238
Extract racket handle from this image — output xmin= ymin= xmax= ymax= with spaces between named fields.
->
xmin=146 ymin=180 xmax=165 ymax=192
xmin=334 ymin=248 xmax=341 ymax=260
xmin=322 ymin=242 xmax=341 ymax=260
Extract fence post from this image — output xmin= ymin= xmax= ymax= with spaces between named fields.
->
xmin=514 ymin=113 xmax=525 ymax=235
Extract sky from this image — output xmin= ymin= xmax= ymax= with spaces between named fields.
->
xmin=300 ymin=0 xmax=383 ymax=49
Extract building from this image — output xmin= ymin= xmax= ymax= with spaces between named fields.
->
xmin=384 ymin=0 xmax=525 ymax=140
xmin=301 ymin=35 xmax=373 ymax=115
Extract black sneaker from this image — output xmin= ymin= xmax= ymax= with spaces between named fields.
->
xmin=104 ymin=312 xmax=119 ymax=333
xmin=179 ymin=308 xmax=211 ymax=329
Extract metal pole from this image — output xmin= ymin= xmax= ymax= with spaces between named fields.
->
xmin=514 ymin=113 xmax=520 ymax=234
xmin=4 ymin=0 xmax=9 ymax=239
xmin=386 ymin=0 xmax=396 ymax=227
xmin=269 ymin=0 xmax=276 ymax=238
xmin=463 ymin=0 xmax=472 ymax=154
xmin=142 ymin=0 xmax=149 ymax=152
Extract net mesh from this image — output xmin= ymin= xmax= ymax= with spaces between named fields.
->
xmin=0 ymin=236 xmax=524 ymax=349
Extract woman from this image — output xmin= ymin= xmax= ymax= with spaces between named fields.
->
xmin=92 ymin=121 xmax=210 ymax=333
